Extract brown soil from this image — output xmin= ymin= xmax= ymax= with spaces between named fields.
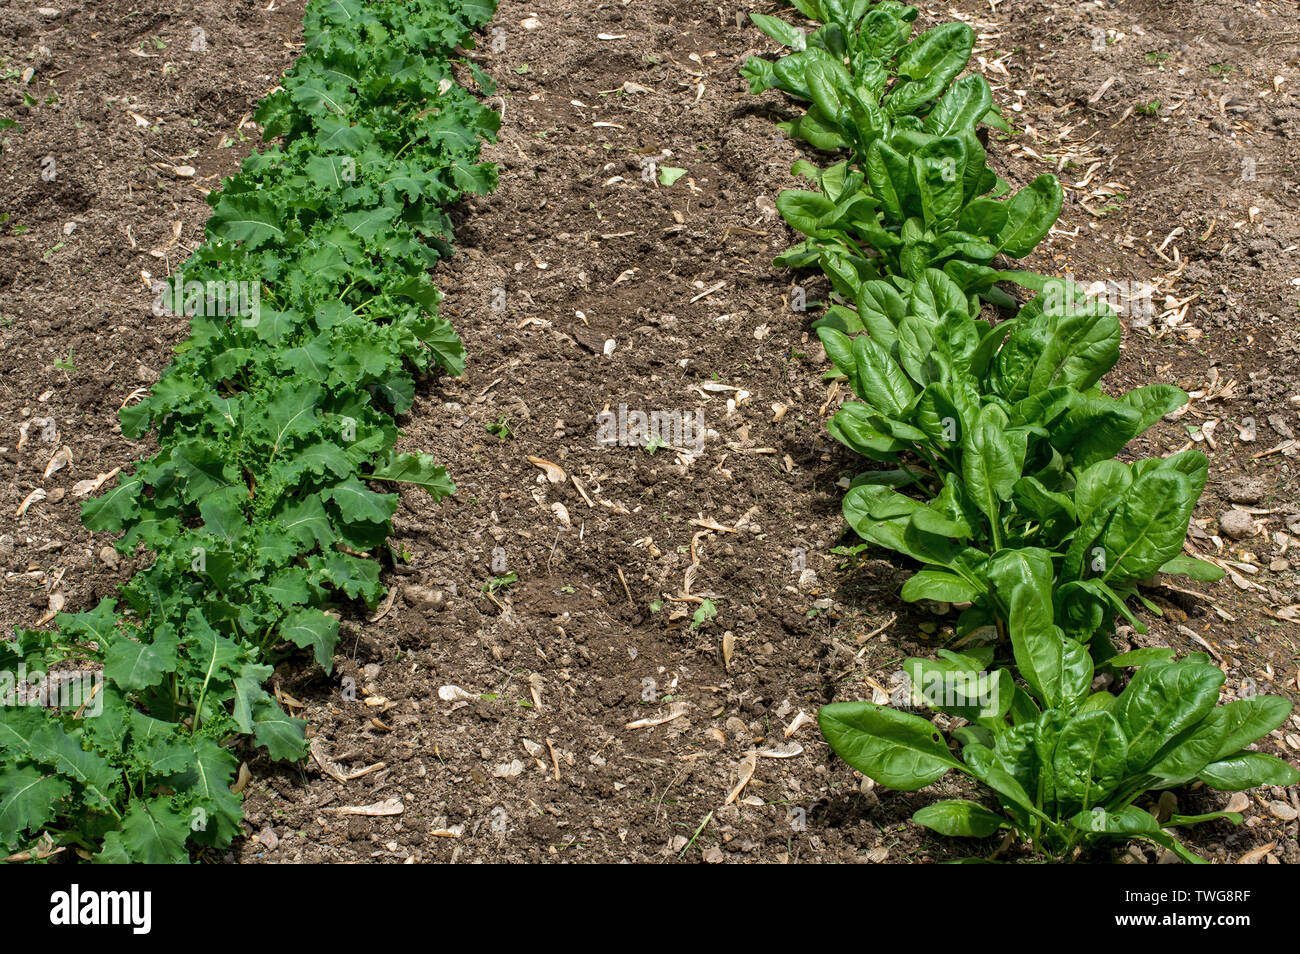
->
xmin=0 ymin=0 xmax=307 ymax=620
xmin=3 ymin=0 xmax=1298 ymax=864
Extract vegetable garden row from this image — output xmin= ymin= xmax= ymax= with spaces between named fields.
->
xmin=0 ymin=0 xmax=1294 ymax=864
xmin=744 ymin=0 xmax=1297 ymax=861
xmin=1 ymin=0 xmax=499 ymax=862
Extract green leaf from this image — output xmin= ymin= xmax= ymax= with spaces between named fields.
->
xmin=207 ymin=196 xmax=286 ymax=249
xmin=829 ymin=402 xmax=905 ymax=460
xmin=252 ymin=699 xmax=308 ymax=762
xmin=1157 ymin=554 xmax=1225 ymax=582
xmin=304 ymin=154 xmax=356 ymax=189
xmin=910 ymin=267 xmax=969 ymax=323
xmin=818 ymin=703 xmax=960 ymax=790
xmin=750 ymin=12 xmax=805 ymax=49
xmin=28 ymin=725 xmax=120 ymax=812
xmin=280 ymin=608 xmax=340 ymax=673
xmin=1113 ymin=662 xmax=1224 ymax=773
xmin=187 ymin=610 xmax=243 ymax=688
xmin=262 ymin=385 xmax=321 ymax=455
xmin=366 ymin=451 xmax=456 ymax=500
xmin=129 ymin=712 xmax=194 ymax=777
xmin=1074 ymin=459 xmax=1132 ymax=524
xmin=852 ymin=333 xmax=915 ymax=416
xmin=1199 ymin=752 xmax=1300 ymax=790
xmin=987 ymin=548 xmax=1062 ymax=708
xmin=0 ymin=766 xmax=71 ymax=847
xmin=1030 ymin=307 xmax=1122 ymax=394
xmin=1069 ymin=804 xmax=1159 ymax=835
xmin=198 ymin=485 xmax=249 ymax=542
xmin=776 ymin=190 xmax=837 ymax=238
xmin=958 ymin=197 xmax=1009 ymax=240
xmin=292 ymin=78 xmax=348 ymax=117
xmin=1107 ymin=648 xmax=1176 ymax=668
xmin=103 ymin=624 xmax=180 ymax=691
xmin=120 ymin=798 xmax=191 ymax=863
xmin=0 ymin=706 xmax=49 ymax=758
xmin=788 ymin=0 xmax=823 ymax=19
xmin=1159 ymin=553 xmax=1216 ymax=582
xmin=231 ymin=661 xmax=273 ymax=735
xmin=658 ymin=166 xmax=687 ymax=186
xmin=961 ymin=404 xmax=1021 ymax=527
xmin=900 ymin=570 xmax=980 ymax=603
xmin=1055 ymin=396 xmax=1142 ymax=469
xmin=912 ymin=138 xmax=967 ymax=230
xmin=913 ymin=799 xmax=1007 ymax=837
xmin=1148 ymin=705 xmax=1231 ymax=786
xmin=961 ymin=742 xmax=1038 ymax=814
xmin=174 ymin=737 xmax=243 ymax=844
xmin=277 ymin=496 xmax=334 ymax=550
xmin=1100 ymin=471 xmax=1199 ymax=586
xmin=1165 ymin=810 xmax=1243 ymax=829
xmin=1052 ymin=710 xmax=1126 ymax=807
xmin=1118 ymin=384 xmax=1187 ymax=435
xmin=866 ymin=140 xmax=907 ymax=220
xmin=905 ymin=657 xmax=1011 ymax=727
xmin=1209 ymin=695 xmax=1293 ymax=761
xmin=81 ymin=473 xmax=145 ymax=532
xmin=341 ymin=206 xmax=397 ymax=240
xmin=325 ymin=476 xmax=398 ymax=524
xmin=888 ymin=22 xmax=974 ymax=115
xmin=923 ymin=74 xmax=993 ymax=137
xmin=995 ymin=175 xmax=1063 ymax=257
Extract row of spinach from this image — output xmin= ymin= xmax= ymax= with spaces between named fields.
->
xmin=744 ymin=0 xmax=1296 ymax=861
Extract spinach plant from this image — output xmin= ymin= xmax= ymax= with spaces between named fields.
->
xmin=820 ymin=649 xmax=1297 ymax=862
xmin=818 ymin=270 xmax=1220 ymax=656
xmin=744 ymin=1 xmax=1061 ymax=305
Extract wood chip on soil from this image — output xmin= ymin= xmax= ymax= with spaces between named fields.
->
xmin=625 ymin=701 xmax=688 ymax=730
xmin=333 ymin=798 xmax=403 ymax=817
xmin=725 ymin=751 xmax=758 ymax=805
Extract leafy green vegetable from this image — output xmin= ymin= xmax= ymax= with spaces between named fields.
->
xmin=745 ymin=1 xmax=1296 ymax=863
xmin=1 ymin=0 xmax=500 ymax=863
xmin=745 ymin=3 xmax=1061 ymax=302
xmin=821 ymin=654 xmax=1295 ymax=861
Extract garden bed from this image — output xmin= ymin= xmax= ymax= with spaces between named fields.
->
xmin=2 ymin=0 xmax=1297 ymax=863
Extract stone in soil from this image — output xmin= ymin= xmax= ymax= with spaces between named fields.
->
xmin=1219 ymin=509 xmax=1256 ymax=540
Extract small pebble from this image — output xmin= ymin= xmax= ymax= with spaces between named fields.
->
xmin=1219 ymin=509 xmax=1255 ymax=540
xmin=403 ymin=584 xmax=445 ymax=611
xmin=1225 ymin=476 xmax=1267 ymax=504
